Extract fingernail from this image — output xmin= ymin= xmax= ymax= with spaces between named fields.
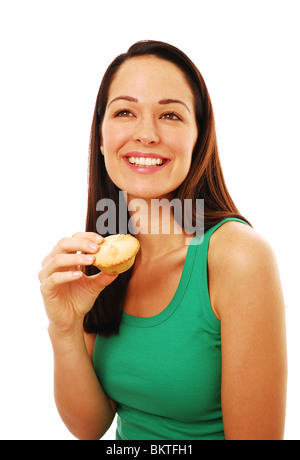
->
xmin=83 ymin=255 xmax=94 ymax=262
xmin=94 ymin=234 xmax=103 ymax=243
xmin=88 ymin=243 xmax=99 ymax=251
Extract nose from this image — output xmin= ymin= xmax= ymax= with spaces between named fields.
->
xmin=133 ymin=117 xmax=160 ymax=145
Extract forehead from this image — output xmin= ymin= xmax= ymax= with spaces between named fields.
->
xmin=108 ymin=56 xmax=194 ymax=103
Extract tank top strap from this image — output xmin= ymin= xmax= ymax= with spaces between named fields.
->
xmin=204 ymin=217 xmax=249 ymax=241
xmin=191 ymin=217 xmax=250 ymax=331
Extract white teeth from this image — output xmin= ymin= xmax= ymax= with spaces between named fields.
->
xmin=127 ymin=157 xmax=165 ymax=166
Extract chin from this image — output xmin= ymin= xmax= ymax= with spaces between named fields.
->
xmin=126 ymin=188 xmax=176 ymax=201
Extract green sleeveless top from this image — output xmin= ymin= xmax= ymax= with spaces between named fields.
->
xmin=93 ymin=218 xmax=247 ymax=440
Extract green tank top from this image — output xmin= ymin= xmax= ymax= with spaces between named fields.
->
xmin=93 ymin=218 xmax=248 ymax=440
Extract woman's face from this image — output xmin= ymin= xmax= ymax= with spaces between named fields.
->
xmin=100 ymin=56 xmax=198 ymax=200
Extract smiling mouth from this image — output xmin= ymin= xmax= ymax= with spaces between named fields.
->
xmin=126 ymin=156 xmax=167 ymax=167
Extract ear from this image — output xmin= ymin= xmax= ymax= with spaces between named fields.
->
xmin=99 ymin=126 xmax=104 ymax=155
xmin=100 ymin=142 xmax=104 ymax=156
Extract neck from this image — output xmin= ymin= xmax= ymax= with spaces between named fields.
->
xmin=125 ymin=193 xmax=192 ymax=260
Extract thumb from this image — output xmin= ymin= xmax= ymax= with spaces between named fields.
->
xmin=86 ymin=271 xmax=118 ymax=295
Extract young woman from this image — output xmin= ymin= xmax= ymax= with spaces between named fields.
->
xmin=39 ymin=41 xmax=287 ymax=440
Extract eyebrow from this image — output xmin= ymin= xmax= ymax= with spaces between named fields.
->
xmin=158 ymin=98 xmax=190 ymax=113
xmin=108 ymin=96 xmax=138 ymax=107
xmin=107 ymin=96 xmax=190 ymax=113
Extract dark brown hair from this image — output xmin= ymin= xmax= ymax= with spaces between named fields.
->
xmin=83 ymin=40 xmax=250 ymax=336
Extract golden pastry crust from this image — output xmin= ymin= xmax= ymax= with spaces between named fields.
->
xmin=93 ymin=234 xmax=140 ymax=275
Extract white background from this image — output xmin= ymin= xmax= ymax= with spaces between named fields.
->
xmin=0 ymin=0 xmax=299 ymax=440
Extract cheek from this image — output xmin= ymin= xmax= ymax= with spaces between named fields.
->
xmin=171 ymin=135 xmax=195 ymax=163
xmin=102 ymin=122 xmax=128 ymax=153
xmin=173 ymin=134 xmax=197 ymax=181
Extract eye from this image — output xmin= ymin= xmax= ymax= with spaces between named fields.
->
xmin=114 ymin=109 xmax=134 ymax=118
xmin=161 ymin=112 xmax=183 ymax=121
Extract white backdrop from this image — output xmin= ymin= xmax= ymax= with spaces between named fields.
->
xmin=0 ymin=0 xmax=299 ymax=440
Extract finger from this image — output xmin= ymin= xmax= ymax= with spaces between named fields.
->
xmin=40 ymin=270 xmax=83 ymax=295
xmin=72 ymin=232 xmax=103 ymax=243
xmin=39 ymin=253 xmax=95 ymax=283
xmin=42 ymin=235 xmax=103 ymax=268
xmin=58 ymin=235 xmax=103 ymax=254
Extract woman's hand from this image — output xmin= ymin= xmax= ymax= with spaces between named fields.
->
xmin=38 ymin=232 xmax=117 ymax=335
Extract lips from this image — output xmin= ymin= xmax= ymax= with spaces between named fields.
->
xmin=122 ymin=152 xmax=169 ymax=173
xmin=124 ymin=151 xmax=168 ymax=159
xmin=127 ymin=156 xmax=166 ymax=167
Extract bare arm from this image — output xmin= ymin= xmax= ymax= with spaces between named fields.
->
xmin=49 ymin=327 xmax=116 ymax=440
xmin=208 ymin=223 xmax=287 ymax=440
xmin=39 ymin=232 xmax=117 ymax=440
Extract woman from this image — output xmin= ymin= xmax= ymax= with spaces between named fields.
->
xmin=39 ymin=41 xmax=287 ymax=440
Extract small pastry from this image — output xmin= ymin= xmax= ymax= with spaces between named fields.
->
xmin=93 ymin=234 xmax=140 ymax=275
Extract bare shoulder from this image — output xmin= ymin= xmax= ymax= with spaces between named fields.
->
xmin=209 ymin=221 xmax=277 ymax=275
xmin=208 ymin=221 xmax=282 ymax=319
xmin=209 ymin=221 xmax=275 ymax=264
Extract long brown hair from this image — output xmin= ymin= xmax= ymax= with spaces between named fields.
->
xmin=83 ymin=40 xmax=250 ymax=336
